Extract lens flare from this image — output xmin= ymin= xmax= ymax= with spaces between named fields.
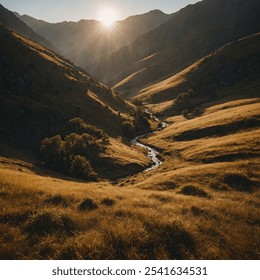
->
xmin=99 ymin=8 xmax=117 ymax=27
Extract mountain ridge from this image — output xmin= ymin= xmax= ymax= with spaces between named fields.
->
xmin=102 ymin=0 xmax=260 ymax=97
xmin=17 ymin=9 xmax=173 ymax=76
xmin=138 ymin=32 xmax=260 ymax=115
xmin=0 ymin=4 xmax=56 ymax=52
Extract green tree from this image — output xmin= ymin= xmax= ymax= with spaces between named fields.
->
xmin=40 ymin=135 xmax=65 ymax=171
xmin=70 ymin=155 xmax=96 ymax=181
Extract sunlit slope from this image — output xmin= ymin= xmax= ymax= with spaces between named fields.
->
xmin=0 ymin=120 xmax=259 ymax=259
xmin=132 ymin=99 xmax=259 ymax=192
xmin=136 ymin=33 xmax=260 ymax=115
xmin=107 ymin=0 xmax=260 ymax=97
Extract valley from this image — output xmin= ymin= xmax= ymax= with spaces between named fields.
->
xmin=0 ymin=0 xmax=259 ymax=260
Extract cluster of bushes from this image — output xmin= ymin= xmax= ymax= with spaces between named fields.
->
xmin=40 ymin=118 xmax=109 ymax=180
xmin=121 ymin=106 xmax=150 ymax=138
xmin=172 ymin=89 xmax=203 ymax=118
xmin=182 ymin=107 xmax=202 ymax=118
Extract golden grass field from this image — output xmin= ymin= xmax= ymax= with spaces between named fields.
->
xmin=0 ymin=98 xmax=259 ymax=260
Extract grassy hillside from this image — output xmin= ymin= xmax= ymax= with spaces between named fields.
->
xmin=137 ymin=33 xmax=260 ymax=116
xmin=0 ymin=98 xmax=259 ymax=259
xmin=0 ymin=55 xmax=259 ymax=259
xmin=0 ymin=25 xmax=126 ymax=146
xmin=0 ymin=1 xmax=259 ymax=261
xmin=0 ymin=25 xmax=151 ymax=179
xmin=103 ymin=0 xmax=260 ymax=97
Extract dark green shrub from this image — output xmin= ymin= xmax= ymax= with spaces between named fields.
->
xmin=122 ymin=121 xmax=134 ymax=138
xmin=68 ymin=118 xmax=106 ymax=139
xmin=40 ymin=118 xmax=108 ymax=180
xmin=182 ymin=110 xmax=189 ymax=118
xmin=70 ymin=155 xmax=97 ymax=181
xmin=40 ymin=135 xmax=69 ymax=173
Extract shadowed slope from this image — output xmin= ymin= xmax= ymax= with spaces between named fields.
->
xmin=104 ymin=0 xmax=260 ymax=97
xmin=0 ymin=25 xmax=129 ymax=149
xmin=136 ymin=33 xmax=260 ymax=115
xmin=0 ymin=4 xmax=56 ymax=52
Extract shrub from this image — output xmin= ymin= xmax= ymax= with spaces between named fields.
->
xmin=193 ymin=107 xmax=201 ymax=116
xmin=133 ymin=107 xmax=150 ymax=130
xmin=122 ymin=121 xmax=134 ymax=138
xmin=68 ymin=118 xmax=106 ymax=139
xmin=172 ymin=90 xmax=195 ymax=114
xmin=40 ymin=118 xmax=108 ymax=180
xmin=132 ymin=99 xmax=143 ymax=106
xmin=182 ymin=110 xmax=189 ymax=118
xmin=178 ymin=185 xmax=209 ymax=198
xmin=223 ymin=174 xmax=254 ymax=192
xmin=40 ymin=135 xmax=65 ymax=171
xmin=145 ymin=221 xmax=195 ymax=259
xmin=79 ymin=198 xmax=98 ymax=211
xmin=70 ymin=156 xmax=97 ymax=181
xmin=44 ymin=195 xmax=69 ymax=207
xmin=101 ymin=198 xmax=115 ymax=206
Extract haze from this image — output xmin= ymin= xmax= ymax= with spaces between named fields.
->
xmin=0 ymin=0 xmax=200 ymax=22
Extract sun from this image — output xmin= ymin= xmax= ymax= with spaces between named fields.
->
xmin=99 ymin=8 xmax=117 ymax=27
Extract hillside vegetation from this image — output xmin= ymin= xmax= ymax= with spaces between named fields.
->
xmin=0 ymin=0 xmax=259 ymax=261
xmin=137 ymin=33 xmax=260 ymax=116
xmin=0 ymin=106 xmax=259 ymax=259
xmin=0 ymin=70 xmax=259 ymax=259
xmin=0 ymin=25 xmax=150 ymax=179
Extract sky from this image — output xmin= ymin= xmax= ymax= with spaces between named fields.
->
xmin=1 ymin=0 xmax=200 ymax=23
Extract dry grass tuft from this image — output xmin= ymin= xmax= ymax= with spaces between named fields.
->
xmin=178 ymin=185 xmax=209 ymax=198
xmin=0 ymin=211 xmax=31 ymax=226
xmin=101 ymin=198 xmax=115 ymax=207
xmin=79 ymin=198 xmax=98 ymax=212
xmin=24 ymin=211 xmax=77 ymax=236
xmin=144 ymin=221 xmax=196 ymax=259
xmin=223 ymin=173 xmax=255 ymax=192
xmin=44 ymin=194 xmax=70 ymax=207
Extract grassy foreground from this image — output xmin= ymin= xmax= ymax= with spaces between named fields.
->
xmin=0 ymin=98 xmax=259 ymax=260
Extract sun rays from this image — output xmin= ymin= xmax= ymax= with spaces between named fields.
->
xmin=99 ymin=8 xmax=117 ymax=28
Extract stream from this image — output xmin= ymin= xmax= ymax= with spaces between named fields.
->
xmin=130 ymin=109 xmax=169 ymax=172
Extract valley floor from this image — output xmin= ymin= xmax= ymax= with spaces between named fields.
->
xmin=0 ymin=98 xmax=259 ymax=260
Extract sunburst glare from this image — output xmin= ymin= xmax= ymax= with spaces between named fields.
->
xmin=99 ymin=8 xmax=117 ymax=27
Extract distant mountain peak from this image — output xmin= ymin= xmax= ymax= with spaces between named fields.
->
xmin=147 ymin=9 xmax=166 ymax=15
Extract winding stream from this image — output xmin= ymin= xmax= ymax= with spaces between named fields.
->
xmin=131 ymin=109 xmax=169 ymax=172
